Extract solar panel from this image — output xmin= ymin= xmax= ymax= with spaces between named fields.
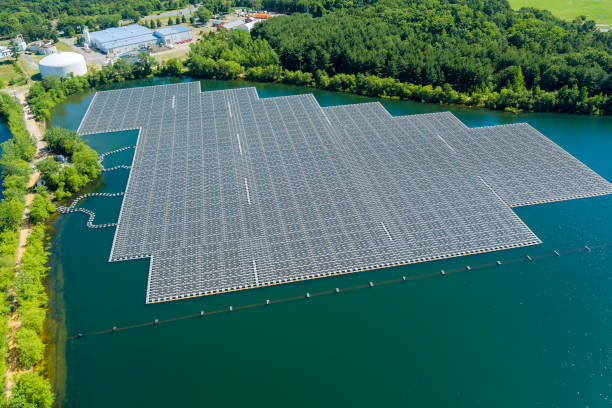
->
xmin=76 ymin=82 xmax=612 ymax=303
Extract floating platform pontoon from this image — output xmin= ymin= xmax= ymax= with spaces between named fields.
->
xmin=76 ymin=82 xmax=612 ymax=303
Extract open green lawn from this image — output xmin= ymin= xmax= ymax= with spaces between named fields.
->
xmin=508 ymin=0 xmax=611 ymax=25
xmin=154 ymin=46 xmax=191 ymax=63
xmin=0 ymin=59 xmax=25 ymax=87
xmin=55 ymin=41 xmax=75 ymax=52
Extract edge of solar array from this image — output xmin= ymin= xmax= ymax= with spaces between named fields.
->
xmin=107 ymin=127 xmax=143 ymax=263
xmin=144 ymin=237 xmax=542 ymax=304
xmin=74 ymin=84 xmax=610 ymax=304
xmin=510 ymin=190 xmax=612 ymax=208
xmin=76 ymin=92 xmax=98 ymax=135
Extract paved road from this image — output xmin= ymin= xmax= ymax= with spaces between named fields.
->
xmin=59 ymin=38 xmax=107 ymax=67
xmin=142 ymin=5 xmax=199 ymax=20
xmin=22 ymin=54 xmax=36 ymax=69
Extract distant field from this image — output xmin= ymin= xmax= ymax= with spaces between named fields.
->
xmin=509 ymin=0 xmax=611 ymax=25
xmin=154 ymin=47 xmax=190 ymax=63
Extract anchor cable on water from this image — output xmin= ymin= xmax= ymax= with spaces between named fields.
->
xmin=66 ymin=242 xmax=611 ymax=341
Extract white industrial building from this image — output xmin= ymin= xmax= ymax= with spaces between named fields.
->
xmin=86 ymin=24 xmax=194 ymax=56
xmin=39 ymin=52 xmax=88 ymax=78
xmin=154 ymin=25 xmax=194 ymax=46
xmin=28 ymin=40 xmax=57 ymax=55
xmin=88 ymin=24 xmax=158 ymax=56
xmin=0 ymin=46 xmax=11 ymax=59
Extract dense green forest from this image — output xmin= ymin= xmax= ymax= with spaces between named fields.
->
xmin=183 ymin=0 xmax=612 ymax=114
xmin=250 ymin=0 xmax=610 ymax=112
xmin=9 ymin=0 xmax=612 ymax=114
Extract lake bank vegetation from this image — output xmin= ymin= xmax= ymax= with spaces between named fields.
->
xmin=37 ymin=128 xmax=102 ymax=200
xmin=24 ymin=0 xmax=612 ymax=116
xmin=187 ymin=0 xmax=612 ymax=115
xmin=0 ymin=92 xmax=54 ymax=407
xmin=26 ymin=57 xmax=157 ymax=121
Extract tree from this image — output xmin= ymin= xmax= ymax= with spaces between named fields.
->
xmin=182 ymin=15 xmax=187 ymax=23
xmin=15 ymin=328 xmax=44 ymax=368
xmin=135 ymin=52 xmax=155 ymax=76
xmin=9 ymin=40 xmax=20 ymax=61
xmin=19 ymin=305 xmax=46 ymax=333
xmin=43 ymin=127 xmax=81 ymax=156
xmin=9 ymin=372 xmax=53 ymax=408
xmin=156 ymin=19 xmax=162 ymax=28
xmin=29 ymin=189 xmax=54 ymax=224
xmin=194 ymin=7 xmax=212 ymax=24
xmin=0 ymin=198 xmax=24 ymax=231
xmin=36 ymin=158 xmax=60 ymax=188
xmin=72 ymin=145 xmax=101 ymax=180
xmin=161 ymin=58 xmax=184 ymax=75
xmin=7 ymin=394 xmax=37 ymax=408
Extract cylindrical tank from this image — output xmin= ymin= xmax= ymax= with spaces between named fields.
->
xmin=38 ymin=52 xmax=88 ymax=78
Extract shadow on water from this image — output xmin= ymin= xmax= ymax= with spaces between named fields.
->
xmin=46 ymin=77 xmax=612 ymax=408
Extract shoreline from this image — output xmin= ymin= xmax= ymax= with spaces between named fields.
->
xmin=3 ymin=84 xmax=50 ymax=398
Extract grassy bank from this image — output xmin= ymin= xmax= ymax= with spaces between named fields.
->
xmin=2 ymin=83 xmax=101 ymax=406
xmin=508 ymin=0 xmax=612 ymax=26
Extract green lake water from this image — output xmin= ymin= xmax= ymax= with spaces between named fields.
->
xmin=47 ymin=79 xmax=612 ymax=408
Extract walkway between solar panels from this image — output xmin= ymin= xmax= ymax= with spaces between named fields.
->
xmin=65 ymin=242 xmax=607 ymax=341
xmin=56 ymin=192 xmax=124 ymax=229
xmin=74 ymin=83 xmax=612 ymax=303
xmin=56 ymin=146 xmax=134 ymax=228
xmin=98 ymin=146 xmax=135 ymax=172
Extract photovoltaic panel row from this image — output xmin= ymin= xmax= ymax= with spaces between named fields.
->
xmin=442 ymin=123 xmax=612 ymax=206
xmin=388 ymin=111 xmax=612 ymax=206
xmin=73 ymin=83 xmax=612 ymax=303
xmin=324 ymin=103 xmax=540 ymax=256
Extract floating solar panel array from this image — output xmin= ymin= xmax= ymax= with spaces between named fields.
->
xmin=76 ymin=82 xmax=612 ymax=303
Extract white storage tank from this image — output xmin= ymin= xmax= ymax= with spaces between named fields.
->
xmin=38 ymin=52 xmax=88 ymax=78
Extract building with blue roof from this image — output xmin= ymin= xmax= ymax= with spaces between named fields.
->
xmin=87 ymin=24 xmax=193 ymax=56
xmin=153 ymin=25 xmax=194 ymax=46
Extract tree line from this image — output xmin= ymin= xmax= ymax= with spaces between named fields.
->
xmin=0 ymin=92 xmax=54 ymax=408
xmin=249 ymin=0 xmax=611 ymax=111
xmin=185 ymin=26 xmax=611 ymax=115
xmin=26 ymin=53 xmax=185 ymax=121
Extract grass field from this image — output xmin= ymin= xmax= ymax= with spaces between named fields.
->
xmin=154 ymin=47 xmax=191 ymax=63
xmin=55 ymin=41 xmax=75 ymax=52
xmin=509 ymin=0 xmax=611 ymax=25
xmin=0 ymin=59 xmax=26 ymax=88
